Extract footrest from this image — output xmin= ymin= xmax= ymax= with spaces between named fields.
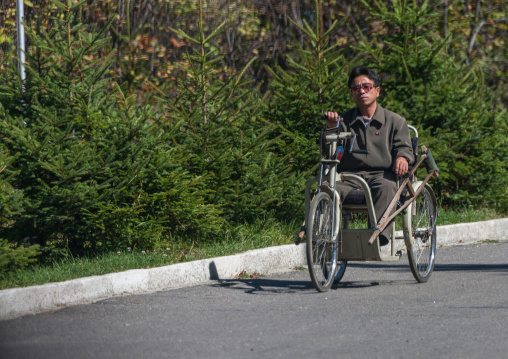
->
xmin=338 ymin=229 xmax=400 ymax=262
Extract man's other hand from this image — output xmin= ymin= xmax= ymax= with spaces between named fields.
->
xmin=393 ymin=156 xmax=409 ymax=177
xmin=323 ymin=112 xmax=341 ymax=128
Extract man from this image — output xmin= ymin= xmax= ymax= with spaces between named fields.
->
xmin=323 ymin=66 xmax=414 ymax=246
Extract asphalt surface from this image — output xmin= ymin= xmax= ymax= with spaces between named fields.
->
xmin=1 ymin=240 xmax=507 ymax=359
xmin=2 ymin=218 xmax=506 ymax=320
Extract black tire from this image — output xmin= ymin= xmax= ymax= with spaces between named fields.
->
xmin=407 ymin=185 xmax=437 ymax=283
xmin=330 ymin=213 xmax=353 ymax=284
xmin=334 ymin=260 xmax=348 ymax=283
xmin=324 ymin=213 xmax=347 ymax=284
xmin=306 ymin=192 xmax=338 ymax=292
xmin=325 ymin=260 xmax=347 ymax=284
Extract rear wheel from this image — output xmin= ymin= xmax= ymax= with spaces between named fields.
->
xmin=407 ymin=185 xmax=437 ymax=283
xmin=306 ymin=192 xmax=338 ymax=292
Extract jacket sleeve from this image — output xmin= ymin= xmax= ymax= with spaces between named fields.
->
xmin=392 ymin=118 xmax=415 ymax=164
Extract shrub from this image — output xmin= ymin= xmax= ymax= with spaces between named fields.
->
xmin=0 ymin=0 xmax=222 ymax=261
xmin=0 ymin=149 xmax=40 ymax=275
xmin=161 ymin=0 xmax=304 ymax=225
xmin=355 ymin=0 xmax=507 ymax=211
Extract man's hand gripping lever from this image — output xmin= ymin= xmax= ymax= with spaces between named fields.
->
xmin=321 ymin=113 xmax=358 ymax=154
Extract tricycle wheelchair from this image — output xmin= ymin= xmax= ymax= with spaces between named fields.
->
xmin=304 ymin=125 xmax=439 ymax=292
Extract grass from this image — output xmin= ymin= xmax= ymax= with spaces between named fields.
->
xmin=345 ymin=205 xmax=502 ymax=229
xmin=0 ymin=219 xmax=295 ymax=290
xmin=436 ymin=206 xmax=502 ymax=225
xmin=0 ymin=207 xmax=504 ymax=290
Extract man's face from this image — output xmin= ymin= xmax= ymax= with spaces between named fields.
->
xmin=350 ymin=75 xmax=380 ymax=109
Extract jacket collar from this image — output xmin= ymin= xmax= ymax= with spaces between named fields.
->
xmin=352 ymin=104 xmax=385 ymax=126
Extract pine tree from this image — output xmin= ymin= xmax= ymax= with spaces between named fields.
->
xmin=355 ymin=0 xmax=507 ymax=210
xmin=0 ymin=148 xmax=40 ymax=275
xmin=264 ymin=0 xmax=358 ymax=175
xmin=0 ymin=0 xmax=223 ymax=260
xmin=161 ymin=0 xmax=304 ymax=225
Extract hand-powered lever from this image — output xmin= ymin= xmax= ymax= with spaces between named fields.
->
xmin=349 ymin=133 xmax=356 ymax=152
xmin=349 ymin=133 xmax=369 ymax=154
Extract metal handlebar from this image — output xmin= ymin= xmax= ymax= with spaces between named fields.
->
xmin=324 ymin=132 xmax=353 ymax=142
xmin=325 ymin=132 xmax=357 ymax=153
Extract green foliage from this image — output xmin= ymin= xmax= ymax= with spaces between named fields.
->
xmin=0 ymin=0 xmax=305 ymax=267
xmin=264 ymin=3 xmax=359 ymax=177
xmin=0 ymin=0 xmax=223 ymax=262
xmin=355 ymin=0 xmax=507 ymax=211
xmin=1 ymin=217 xmax=296 ymax=289
xmin=0 ymin=239 xmax=40 ymax=276
xmin=0 ymin=0 xmax=505 ymax=275
xmin=0 ymin=148 xmax=40 ymax=276
xmin=161 ymin=0 xmax=303 ymax=224
xmin=0 ymin=149 xmax=23 ymax=223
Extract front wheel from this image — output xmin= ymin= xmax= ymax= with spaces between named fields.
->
xmin=306 ymin=192 xmax=339 ymax=292
xmin=406 ymin=184 xmax=437 ymax=283
xmin=325 ymin=260 xmax=347 ymax=284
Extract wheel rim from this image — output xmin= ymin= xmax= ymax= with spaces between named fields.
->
xmin=411 ymin=188 xmax=436 ymax=278
xmin=310 ymin=195 xmax=336 ymax=289
xmin=331 ymin=260 xmax=347 ymax=284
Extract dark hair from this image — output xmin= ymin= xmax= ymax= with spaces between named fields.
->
xmin=347 ymin=66 xmax=381 ymax=88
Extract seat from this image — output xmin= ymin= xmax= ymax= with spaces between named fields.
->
xmin=342 ymin=188 xmax=368 ymax=212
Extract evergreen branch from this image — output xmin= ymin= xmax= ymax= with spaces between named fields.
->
xmin=204 ymin=56 xmax=225 ymax=68
xmin=321 ymin=20 xmax=341 ymax=41
xmin=286 ymin=56 xmax=311 ymax=74
xmin=69 ymin=23 xmax=87 ymax=35
xmin=86 ymin=14 xmax=117 ymax=50
xmin=39 ymin=28 xmax=58 ymax=52
xmin=165 ymin=100 xmax=194 ymax=133
xmin=354 ymin=23 xmax=374 ymax=57
xmin=184 ymin=52 xmax=199 ymax=86
xmin=51 ymin=0 xmax=68 ymax=12
xmin=235 ymin=56 xmax=257 ymax=86
xmin=205 ymin=79 xmax=237 ymax=120
xmin=204 ymin=19 xmax=228 ymax=43
xmin=299 ymin=46 xmax=316 ymax=82
xmin=144 ymin=79 xmax=166 ymax=97
xmin=167 ymin=27 xmax=200 ymax=45
xmin=424 ymin=33 xmax=453 ymax=68
xmin=263 ymin=65 xmax=284 ymax=83
xmin=288 ymin=16 xmax=316 ymax=40
xmin=224 ymin=82 xmax=265 ymax=125
xmin=239 ymin=126 xmax=275 ymax=155
xmin=69 ymin=0 xmax=87 ymax=10
xmin=402 ymin=23 xmax=414 ymax=93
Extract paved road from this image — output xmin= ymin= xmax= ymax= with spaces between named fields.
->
xmin=1 ymin=241 xmax=507 ymax=359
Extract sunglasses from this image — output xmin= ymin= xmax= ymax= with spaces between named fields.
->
xmin=350 ymin=83 xmax=375 ymax=92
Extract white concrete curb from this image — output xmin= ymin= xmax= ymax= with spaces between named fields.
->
xmin=434 ymin=218 xmax=508 ymax=246
xmin=1 ymin=219 xmax=507 ymax=320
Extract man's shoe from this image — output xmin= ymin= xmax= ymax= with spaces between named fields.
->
xmin=379 ymin=234 xmax=389 ymax=247
xmin=294 ymin=225 xmax=306 ymax=246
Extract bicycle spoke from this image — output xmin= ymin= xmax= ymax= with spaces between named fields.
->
xmin=306 ymin=192 xmax=338 ymax=292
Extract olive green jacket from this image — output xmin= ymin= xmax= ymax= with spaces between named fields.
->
xmin=338 ymin=104 xmax=414 ymax=172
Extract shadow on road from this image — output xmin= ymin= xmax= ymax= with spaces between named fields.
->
xmin=210 ymin=277 xmax=314 ymax=294
xmin=207 ymin=251 xmax=508 ymax=295
xmin=433 ymin=263 xmax=508 ymax=272
xmin=210 ymin=276 xmax=413 ymax=295
xmin=348 ymin=262 xmax=508 ymax=273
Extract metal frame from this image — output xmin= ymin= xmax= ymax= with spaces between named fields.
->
xmin=304 ymin=125 xmax=439 ymax=263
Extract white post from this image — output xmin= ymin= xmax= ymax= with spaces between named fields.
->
xmin=16 ymin=0 xmax=26 ymax=85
